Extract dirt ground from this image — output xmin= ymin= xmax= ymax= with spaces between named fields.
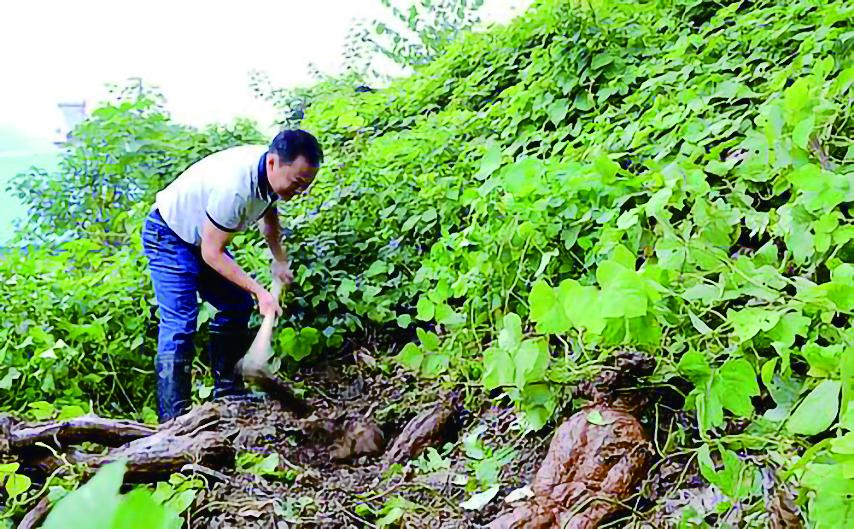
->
xmin=188 ymin=356 xmax=552 ymax=529
xmin=6 ymin=347 xmax=713 ymax=529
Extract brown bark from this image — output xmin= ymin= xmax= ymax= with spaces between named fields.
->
xmin=8 ymin=402 xmax=236 ymax=482
xmin=17 ymin=496 xmax=52 ymax=529
xmin=8 ymin=417 xmax=155 ymax=451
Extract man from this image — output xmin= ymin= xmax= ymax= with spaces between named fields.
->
xmin=141 ymin=129 xmax=322 ymax=422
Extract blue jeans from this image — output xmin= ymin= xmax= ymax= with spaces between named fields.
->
xmin=141 ymin=209 xmax=254 ymax=421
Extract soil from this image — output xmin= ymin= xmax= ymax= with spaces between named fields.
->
xmin=186 ymin=356 xmax=553 ymax=529
xmin=9 ymin=349 xmax=688 ymax=529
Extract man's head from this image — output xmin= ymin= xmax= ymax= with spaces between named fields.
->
xmin=266 ymin=129 xmax=323 ymax=199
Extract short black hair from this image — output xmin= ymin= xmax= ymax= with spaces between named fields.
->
xmin=269 ymin=129 xmax=323 ymax=167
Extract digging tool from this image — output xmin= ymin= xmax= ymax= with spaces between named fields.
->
xmin=237 ymin=278 xmax=313 ymax=416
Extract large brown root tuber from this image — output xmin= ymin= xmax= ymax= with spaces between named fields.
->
xmin=488 ymin=404 xmax=651 ymax=529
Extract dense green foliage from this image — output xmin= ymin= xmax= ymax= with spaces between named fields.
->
xmin=276 ymin=0 xmax=853 ymax=525
xmin=1 ymin=88 xmax=264 ymax=419
xmin=9 ymin=85 xmax=263 ymax=242
xmin=0 ymin=0 xmax=852 ymax=527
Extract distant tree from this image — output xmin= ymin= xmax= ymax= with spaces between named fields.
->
xmin=250 ymin=0 xmax=485 ymax=128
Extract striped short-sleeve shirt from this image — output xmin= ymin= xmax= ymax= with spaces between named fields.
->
xmin=154 ymin=145 xmax=278 ymax=246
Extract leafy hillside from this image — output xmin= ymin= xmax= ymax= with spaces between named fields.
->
xmin=274 ymin=0 xmax=853 ymax=525
xmin=0 ymin=0 xmax=851 ymax=527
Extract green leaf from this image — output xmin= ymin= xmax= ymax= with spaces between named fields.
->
xmin=610 ymin=244 xmax=636 ymax=270
xmin=365 ymin=260 xmax=388 ymax=277
xmin=591 ymin=53 xmax=614 ymax=70
xmin=112 ymin=489 xmax=181 ymax=529
xmin=421 ymin=352 xmax=449 ymax=377
xmin=764 ymin=374 xmax=803 ymax=422
xmin=164 ymin=489 xmax=196 ymax=515
xmin=616 ymin=209 xmax=638 ymax=230
xmin=787 ymin=379 xmax=841 ymax=436
xmin=376 ymin=507 xmax=406 ymax=527
xmin=5 ymin=472 xmax=31 ymax=499
xmin=396 ymin=343 xmax=423 ymax=372
xmin=678 ymin=350 xmax=712 ymax=386
xmin=688 ymin=310 xmax=713 ymax=335
xmin=501 ymin=158 xmax=543 ymax=196
xmin=497 ymin=313 xmax=522 ymax=351
xmin=727 ymin=307 xmax=781 ymax=342
xmin=842 ymin=346 xmax=854 ymax=430
xmin=697 ymin=444 xmax=754 ymax=500
xmin=421 ymin=208 xmax=437 ymax=222
xmin=434 ymin=303 xmax=465 ymax=326
xmin=802 ymin=343 xmax=843 ymax=378
xmin=416 ymin=328 xmax=440 ymax=351
xmin=645 ymin=188 xmax=673 ymax=220
xmin=513 ymin=339 xmax=549 ymax=389
xmin=586 ymin=410 xmax=606 ymax=425
xmin=767 ymin=312 xmax=811 ymax=352
xmin=43 ymin=461 xmax=126 ymax=529
xmin=788 ymin=163 xmax=824 ymax=192
xmin=546 ymin=99 xmax=569 ymax=126
xmin=802 ymin=463 xmax=854 ymax=529
xmin=0 ymin=367 xmax=21 ymax=390
xmin=28 ymin=401 xmax=56 ymax=420
xmin=520 ymin=384 xmax=555 ymax=431
xmin=57 ymin=405 xmax=86 ymax=421
xmin=475 ymin=141 xmax=502 ymax=181
xmin=593 ymin=153 xmax=619 ymax=182
xmin=528 ymin=280 xmax=570 ymax=334
xmin=558 ymin=279 xmax=606 ymax=334
xmin=597 ymin=261 xmax=649 ymax=318
xmin=402 ymin=213 xmax=421 ymax=231
xmin=714 ymin=359 xmax=761 ymax=418
xmin=483 ymin=347 xmax=513 ymax=390
xmin=574 ymin=92 xmax=593 ymax=112
xmin=792 ymin=114 xmax=815 ymax=150
xmin=783 ymin=78 xmax=811 ymax=123
xmin=460 ymin=485 xmax=500 ymax=510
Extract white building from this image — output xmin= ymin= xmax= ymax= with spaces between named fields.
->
xmin=52 ymin=102 xmax=87 ymax=147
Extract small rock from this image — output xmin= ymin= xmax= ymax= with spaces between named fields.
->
xmin=329 ymin=418 xmax=385 ymax=461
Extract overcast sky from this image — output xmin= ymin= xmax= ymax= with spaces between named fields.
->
xmin=0 ymin=0 xmax=527 ymax=143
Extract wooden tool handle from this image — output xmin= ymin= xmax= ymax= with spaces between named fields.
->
xmin=269 ymin=277 xmax=284 ymax=303
xmin=241 ymin=277 xmax=285 ymax=376
xmin=261 ymin=277 xmax=284 ymax=328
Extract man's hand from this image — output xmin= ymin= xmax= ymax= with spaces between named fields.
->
xmin=271 ymin=259 xmax=293 ymax=286
xmin=256 ymin=288 xmax=282 ymax=318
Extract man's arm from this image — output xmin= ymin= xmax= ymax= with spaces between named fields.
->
xmin=261 ymin=206 xmax=286 ymax=262
xmin=200 ymin=218 xmax=281 ymax=317
xmin=260 ymin=206 xmax=293 ymax=285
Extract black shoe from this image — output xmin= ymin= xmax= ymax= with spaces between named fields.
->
xmin=207 ymin=330 xmax=254 ymax=399
xmin=155 ymin=354 xmax=192 ymax=423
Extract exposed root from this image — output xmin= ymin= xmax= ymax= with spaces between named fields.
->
xmin=384 ymin=396 xmax=458 ymax=466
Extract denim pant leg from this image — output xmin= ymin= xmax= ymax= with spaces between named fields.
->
xmin=141 ymin=213 xmax=201 ymax=421
xmin=198 ymin=254 xmax=255 ymax=334
xmin=198 ymin=255 xmax=256 ymax=397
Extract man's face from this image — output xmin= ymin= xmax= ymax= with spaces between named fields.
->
xmin=268 ymin=154 xmax=318 ymax=199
